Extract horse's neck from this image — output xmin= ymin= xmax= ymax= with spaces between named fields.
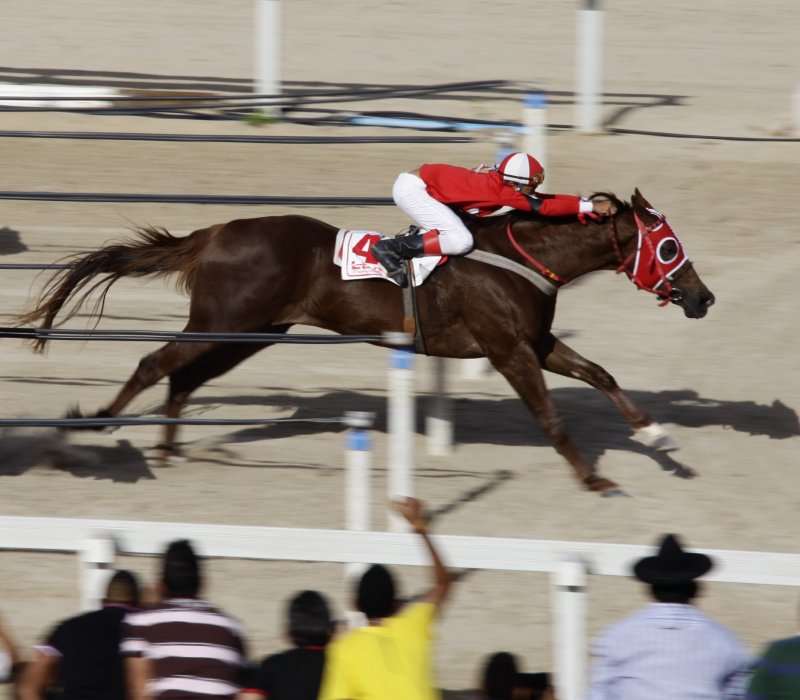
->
xmin=471 ymin=214 xmax=636 ymax=283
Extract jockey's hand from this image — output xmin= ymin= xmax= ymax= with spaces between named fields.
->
xmin=578 ymin=211 xmax=600 ymax=225
xmin=592 ymin=199 xmax=616 ymax=216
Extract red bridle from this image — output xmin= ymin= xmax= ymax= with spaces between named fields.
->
xmin=505 ymin=221 xmax=570 ymax=286
xmin=506 ymin=210 xmax=690 ymax=306
xmin=611 ymin=212 xmax=690 ymax=305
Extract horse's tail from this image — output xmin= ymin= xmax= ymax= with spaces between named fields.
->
xmin=14 ymin=225 xmax=215 ymax=352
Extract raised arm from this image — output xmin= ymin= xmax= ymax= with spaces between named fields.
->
xmin=391 ymin=497 xmax=451 ymax=610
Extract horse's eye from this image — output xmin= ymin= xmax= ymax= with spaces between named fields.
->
xmin=657 ymin=238 xmax=679 ymax=264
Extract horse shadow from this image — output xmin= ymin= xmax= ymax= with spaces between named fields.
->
xmin=0 ymin=226 xmax=28 ymax=255
xmin=0 ymin=386 xmax=794 ymax=485
xmin=177 ymin=384 xmax=799 ymax=474
xmin=0 ymin=428 xmax=155 ymax=483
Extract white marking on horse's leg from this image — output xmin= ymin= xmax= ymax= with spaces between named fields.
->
xmin=635 ymin=423 xmax=679 ymax=452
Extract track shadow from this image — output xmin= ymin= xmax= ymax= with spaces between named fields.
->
xmin=0 ymin=429 xmax=154 ymax=482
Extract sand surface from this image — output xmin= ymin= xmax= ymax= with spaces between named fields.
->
xmin=0 ymin=1 xmax=798 ymax=695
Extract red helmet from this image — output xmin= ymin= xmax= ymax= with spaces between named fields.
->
xmin=497 ymin=152 xmax=545 ymax=186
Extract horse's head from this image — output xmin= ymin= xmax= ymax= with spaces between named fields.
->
xmin=615 ymin=189 xmax=715 ymax=319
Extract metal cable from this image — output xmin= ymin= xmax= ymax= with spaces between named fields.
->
xmin=0 ymin=192 xmax=393 ymax=205
xmin=0 ymin=416 xmax=345 ymax=428
xmin=0 ymin=327 xmax=391 ymax=344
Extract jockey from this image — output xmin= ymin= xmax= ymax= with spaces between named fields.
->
xmin=371 ymin=152 xmax=615 ymax=287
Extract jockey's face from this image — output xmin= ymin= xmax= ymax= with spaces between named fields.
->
xmin=515 ymin=170 xmax=545 ymax=196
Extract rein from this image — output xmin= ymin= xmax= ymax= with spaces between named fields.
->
xmin=505 ymin=221 xmax=569 ymax=286
xmin=505 ymin=214 xmax=678 ymax=306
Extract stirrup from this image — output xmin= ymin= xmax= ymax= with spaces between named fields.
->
xmin=386 ymin=265 xmax=408 ymax=287
xmin=401 ymin=225 xmax=421 ymax=237
xmin=371 ymin=239 xmax=408 ymax=287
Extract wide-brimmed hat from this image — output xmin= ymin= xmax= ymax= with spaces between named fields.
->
xmin=633 ymin=533 xmax=713 ymax=585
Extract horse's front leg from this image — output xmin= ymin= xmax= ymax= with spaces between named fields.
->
xmin=535 ymin=334 xmax=677 ymax=451
xmin=485 ymin=340 xmax=622 ymax=494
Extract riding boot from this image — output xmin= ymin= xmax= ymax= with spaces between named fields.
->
xmin=371 ymin=233 xmax=427 ymax=287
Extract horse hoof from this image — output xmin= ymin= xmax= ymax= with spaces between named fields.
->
xmin=583 ymin=475 xmax=621 ymax=493
xmin=601 ymin=487 xmax=631 ymax=498
xmin=636 ymin=423 xmax=679 ymax=452
xmin=151 ymin=444 xmax=186 ymax=465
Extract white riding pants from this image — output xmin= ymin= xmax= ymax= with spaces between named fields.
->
xmin=392 ymin=172 xmax=474 ymax=255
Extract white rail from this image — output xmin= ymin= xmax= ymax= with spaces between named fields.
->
xmin=2 ymin=516 xmax=798 ymax=700
xmin=1 ymin=516 xmax=798 ymax=584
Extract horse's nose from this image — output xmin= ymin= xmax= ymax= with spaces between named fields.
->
xmin=702 ymin=292 xmax=715 ymax=308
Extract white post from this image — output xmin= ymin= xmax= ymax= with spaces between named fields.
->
xmin=344 ymin=411 xmax=373 ymax=581
xmin=575 ymin=0 xmax=604 ymax=133
xmin=387 ymin=347 xmax=414 ymax=532
xmin=254 ymin=0 xmax=281 ymax=114
xmin=523 ymin=92 xmax=548 ymax=173
xmin=551 ymin=555 xmax=588 ymax=700
xmin=426 ymin=357 xmax=452 ymax=456
xmin=79 ymin=535 xmax=115 ymax=611
xmin=493 ymin=132 xmax=518 ymax=166
xmin=460 ymin=357 xmax=491 ymax=379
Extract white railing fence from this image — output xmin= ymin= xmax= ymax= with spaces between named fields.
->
xmin=1 ymin=515 xmax=798 ymax=700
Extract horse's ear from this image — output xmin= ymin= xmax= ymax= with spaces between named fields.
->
xmin=631 ymin=188 xmax=657 ymax=224
xmin=634 ymin=188 xmax=654 ymax=211
xmin=631 ymin=189 xmax=642 ymax=214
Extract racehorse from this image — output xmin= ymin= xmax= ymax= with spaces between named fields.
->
xmin=15 ymin=189 xmax=714 ymax=495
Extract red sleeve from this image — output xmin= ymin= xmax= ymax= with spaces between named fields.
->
xmin=536 ymin=194 xmax=582 ymax=216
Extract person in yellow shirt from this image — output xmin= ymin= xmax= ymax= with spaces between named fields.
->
xmin=318 ymin=497 xmax=451 ymax=700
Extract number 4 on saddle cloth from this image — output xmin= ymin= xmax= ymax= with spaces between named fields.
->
xmin=333 ymin=229 xmax=445 ymax=286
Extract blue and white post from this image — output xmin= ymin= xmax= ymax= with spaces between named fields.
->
xmin=427 ymin=357 xmax=453 ymax=455
xmin=387 ymin=344 xmax=415 ymax=532
xmin=575 ymin=0 xmax=604 ymax=133
xmin=344 ymin=411 xmax=374 ymax=581
xmin=523 ymin=92 xmax=548 ymax=175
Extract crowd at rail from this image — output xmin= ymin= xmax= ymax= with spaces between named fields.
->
xmin=0 ymin=500 xmax=797 ymax=700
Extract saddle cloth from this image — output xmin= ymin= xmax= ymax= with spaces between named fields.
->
xmin=333 ymin=229 xmax=442 ymax=286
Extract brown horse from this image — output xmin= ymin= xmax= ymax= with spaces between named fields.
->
xmin=15 ymin=189 xmax=714 ymax=495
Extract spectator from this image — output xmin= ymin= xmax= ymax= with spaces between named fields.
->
xmin=238 ymin=590 xmax=333 ymax=700
xmin=121 ymin=539 xmax=247 ymax=699
xmin=0 ymin=611 xmax=21 ymax=684
xmin=480 ymin=652 xmax=554 ymax=700
xmin=317 ymin=497 xmax=451 ymax=700
xmin=745 ymin=595 xmax=800 ymax=699
xmin=586 ymin=533 xmax=753 ymax=700
xmin=17 ymin=569 xmax=140 ymax=700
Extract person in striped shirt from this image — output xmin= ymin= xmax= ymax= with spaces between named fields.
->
xmin=121 ymin=539 xmax=248 ymax=699
xmin=586 ymin=533 xmax=754 ymax=700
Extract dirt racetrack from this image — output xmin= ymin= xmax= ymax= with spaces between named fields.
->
xmin=0 ymin=0 xmax=798 ymax=695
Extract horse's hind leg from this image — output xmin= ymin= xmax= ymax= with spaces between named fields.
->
xmin=157 ymin=341 xmax=272 ymax=457
xmin=90 ymin=341 xmax=216 ymax=423
xmin=535 ymin=334 xmax=677 ymax=451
